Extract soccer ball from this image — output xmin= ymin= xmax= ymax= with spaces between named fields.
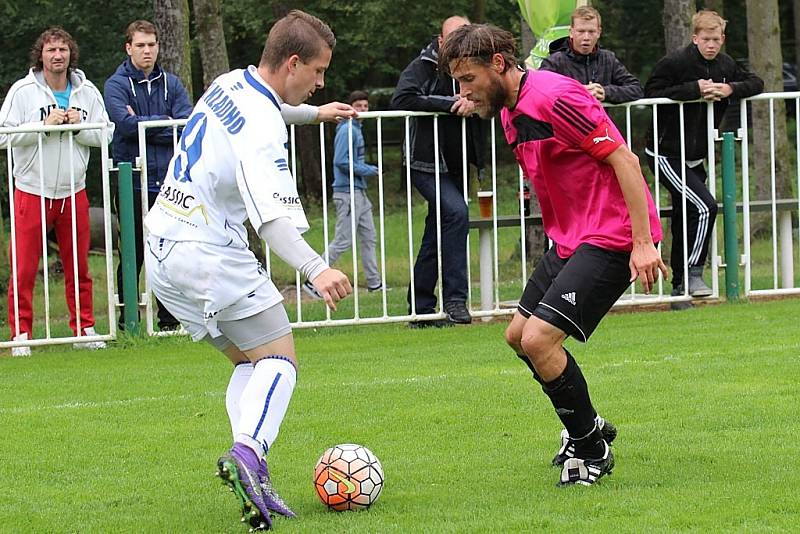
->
xmin=313 ymin=444 xmax=384 ymax=511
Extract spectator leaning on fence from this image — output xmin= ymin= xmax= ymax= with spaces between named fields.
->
xmin=440 ymin=23 xmax=666 ymax=486
xmin=303 ymin=90 xmax=384 ymax=298
xmin=644 ymin=10 xmax=763 ymax=301
xmin=391 ymin=15 xmax=487 ymax=328
xmin=539 ymin=5 xmax=643 ymax=104
xmin=104 ymin=19 xmax=192 ymax=332
xmin=0 ymin=27 xmax=113 ymax=357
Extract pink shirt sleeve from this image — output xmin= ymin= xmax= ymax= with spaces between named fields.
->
xmin=548 ymin=89 xmax=623 ymax=161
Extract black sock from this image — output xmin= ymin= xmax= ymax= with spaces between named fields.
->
xmin=516 ymin=353 xmax=545 ymax=385
xmin=541 ymin=349 xmax=600 ymax=455
xmin=572 ymin=425 xmax=605 ymax=459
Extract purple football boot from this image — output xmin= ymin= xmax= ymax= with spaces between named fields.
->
xmin=259 ymin=461 xmax=296 ymax=518
xmin=217 ymin=443 xmax=272 ymax=531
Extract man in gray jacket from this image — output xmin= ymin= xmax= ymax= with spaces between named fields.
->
xmin=539 ymin=6 xmax=643 ymax=104
xmin=0 ymin=27 xmax=113 ymax=355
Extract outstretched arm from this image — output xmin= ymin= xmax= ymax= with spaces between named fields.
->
xmin=258 ymin=216 xmax=352 ymax=310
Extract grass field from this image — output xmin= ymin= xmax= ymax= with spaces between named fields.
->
xmin=1 ymin=298 xmax=799 ymax=532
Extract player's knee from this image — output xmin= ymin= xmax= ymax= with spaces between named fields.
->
xmin=519 ymin=330 xmax=556 ymax=360
xmin=504 ymin=324 xmax=522 ymax=353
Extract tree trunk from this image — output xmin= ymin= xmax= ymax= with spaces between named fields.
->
xmin=746 ymin=0 xmax=792 ymax=208
xmin=153 ymin=0 xmax=192 ymax=100
xmin=662 ymin=0 xmax=697 ymax=53
xmin=703 ymin=0 xmax=724 ymax=15
xmin=520 ymin=14 xmax=534 ymax=60
xmin=794 ymin=0 xmax=800 ymax=66
xmin=471 ymin=0 xmax=486 ymax=23
xmin=193 ymin=0 xmax=230 ymax=90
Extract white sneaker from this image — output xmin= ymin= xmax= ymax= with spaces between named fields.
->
xmin=12 ymin=332 xmax=31 ymax=357
xmin=73 ymin=327 xmax=107 ymax=350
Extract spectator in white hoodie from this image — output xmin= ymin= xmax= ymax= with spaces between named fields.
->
xmin=0 ymin=27 xmax=113 ymax=356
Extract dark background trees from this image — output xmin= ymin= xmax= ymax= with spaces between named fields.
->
xmin=1 ymin=0 xmax=799 ymax=209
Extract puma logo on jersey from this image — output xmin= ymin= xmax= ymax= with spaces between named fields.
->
xmin=592 ymin=128 xmax=614 ymax=144
xmin=561 ymin=292 xmax=576 ymax=306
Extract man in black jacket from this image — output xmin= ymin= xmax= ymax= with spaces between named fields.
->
xmin=645 ymin=10 xmax=763 ymax=300
xmin=391 ymin=15 xmax=486 ymax=327
xmin=539 ymin=6 xmax=642 ymax=104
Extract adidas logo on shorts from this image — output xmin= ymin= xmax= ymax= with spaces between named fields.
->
xmin=561 ymin=292 xmax=576 ymax=306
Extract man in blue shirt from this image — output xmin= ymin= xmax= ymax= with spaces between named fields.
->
xmin=104 ymin=19 xmax=192 ymax=331
xmin=304 ymin=90 xmax=384 ymax=297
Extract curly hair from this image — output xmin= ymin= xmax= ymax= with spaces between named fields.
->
xmin=29 ymin=27 xmax=79 ymax=72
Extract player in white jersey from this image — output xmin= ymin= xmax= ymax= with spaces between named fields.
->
xmin=144 ymin=10 xmax=353 ymax=531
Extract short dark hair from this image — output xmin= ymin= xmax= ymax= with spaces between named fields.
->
xmin=438 ymin=24 xmax=519 ymax=76
xmin=30 ymin=27 xmax=79 ymax=72
xmin=260 ymin=10 xmax=336 ymax=72
xmin=347 ymin=90 xmax=368 ymax=104
xmin=126 ymin=20 xmax=158 ymax=44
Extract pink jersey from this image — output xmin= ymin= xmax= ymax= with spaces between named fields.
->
xmin=501 ymin=69 xmax=662 ymax=258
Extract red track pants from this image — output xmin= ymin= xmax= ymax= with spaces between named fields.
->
xmin=7 ymin=189 xmax=95 ymax=338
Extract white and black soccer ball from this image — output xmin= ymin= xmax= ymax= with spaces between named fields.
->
xmin=313 ymin=443 xmax=384 ymax=511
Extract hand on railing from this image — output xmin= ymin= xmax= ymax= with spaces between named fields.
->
xmin=311 ymin=268 xmax=353 ymax=311
xmin=316 ymin=102 xmax=358 ymax=124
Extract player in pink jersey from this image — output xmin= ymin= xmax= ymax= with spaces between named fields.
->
xmin=440 ymin=24 xmax=667 ymax=486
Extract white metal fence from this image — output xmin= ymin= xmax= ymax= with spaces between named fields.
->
xmin=2 ymin=93 xmax=798 ymax=350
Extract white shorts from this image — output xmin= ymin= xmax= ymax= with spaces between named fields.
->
xmin=145 ymin=236 xmax=284 ymax=341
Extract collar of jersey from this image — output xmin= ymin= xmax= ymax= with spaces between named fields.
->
xmin=244 ymin=66 xmax=281 ymax=111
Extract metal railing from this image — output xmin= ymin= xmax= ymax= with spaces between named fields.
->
xmin=4 ymin=91 xmax=798 ymax=350
xmin=129 ymin=93 xmax=799 ymax=333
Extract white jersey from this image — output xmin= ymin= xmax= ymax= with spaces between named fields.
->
xmin=144 ymin=65 xmax=309 ymax=246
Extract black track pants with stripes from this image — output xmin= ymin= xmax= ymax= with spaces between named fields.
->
xmin=646 ymin=154 xmax=718 ymax=288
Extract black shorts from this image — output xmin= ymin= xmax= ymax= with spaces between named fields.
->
xmin=517 ymin=243 xmax=632 ymax=342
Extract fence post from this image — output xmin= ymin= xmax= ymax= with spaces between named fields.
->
xmin=118 ymin=162 xmax=140 ymax=334
xmin=721 ymin=132 xmax=739 ymax=301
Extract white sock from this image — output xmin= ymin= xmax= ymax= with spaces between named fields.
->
xmin=235 ymin=356 xmax=297 ymax=456
xmin=225 ymin=362 xmax=254 ymax=438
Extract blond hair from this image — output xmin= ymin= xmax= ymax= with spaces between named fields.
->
xmin=692 ymin=10 xmax=726 ymax=34
xmin=571 ymin=6 xmax=601 ymax=27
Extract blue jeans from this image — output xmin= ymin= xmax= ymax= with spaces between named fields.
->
xmin=408 ymin=170 xmax=468 ymax=314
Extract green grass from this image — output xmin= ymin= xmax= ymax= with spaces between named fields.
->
xmin=1 ymin=299 xmax=799 ymax=532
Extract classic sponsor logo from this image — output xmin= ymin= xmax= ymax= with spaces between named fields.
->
xmin=272 ymin=192 xmax=302 ymax=205
xmin=157 ymin=184 xmax=208 ymax=224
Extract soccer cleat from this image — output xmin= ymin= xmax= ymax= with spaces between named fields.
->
xmin=552 ymin=417 xmax=617 ymax=466
xmin=444 ymin=300 xmax=472 ymax=324
xmin=301 ymin=280 xmax=323 ymax=300
xmin=72 ymin=327 xmax=107 ymax=350
xmin=260 ymin=466 xmax=296 ymax=518
xmin=558 ymin=440 xmax=614 ymax=486
xmin=217 ymin=443 xmax=272 ymax=531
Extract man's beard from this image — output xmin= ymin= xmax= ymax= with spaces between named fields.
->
xmin=480 ymin=76 xmax=507 ymax=119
